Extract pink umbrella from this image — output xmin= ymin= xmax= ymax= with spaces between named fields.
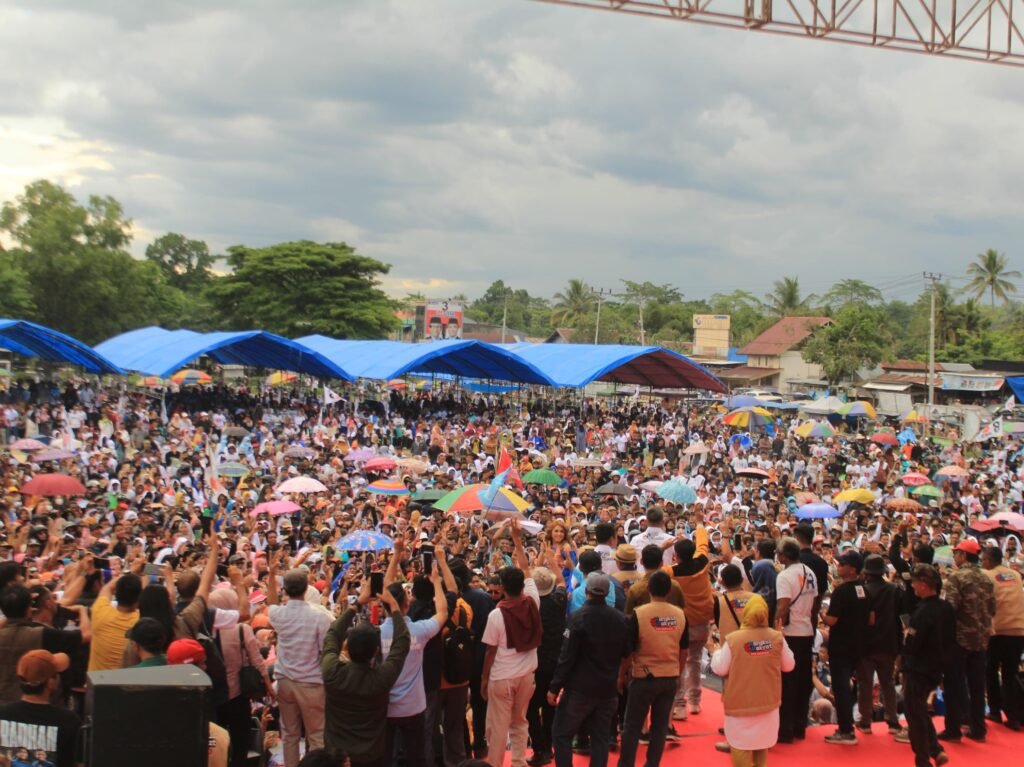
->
xmin=34 ymin=449 xmax=75 ymax=462
xmin=973 ymin=511 xmax=1024 ymax=533
xmin=902 ymin=472 xmax=931 ymax=486
xmin=20 ymin=473 xmax=86 ymax=496
xmin=365 ymin=456 xmax=397 ymax=472
xmin=10 ymin=438 xmax=46 ymax=451
xmin=276 ymin=476 xmax=328 ymax=494
xmin=251 ymin=500 xmax=302 ymax=517
xmin=343 ymin=448 xmax=377 ymax=463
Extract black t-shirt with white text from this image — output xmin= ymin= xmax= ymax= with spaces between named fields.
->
xmin=827 ymin=580 xmax=871 ymax=659
xmin=0 ymin=700 xmax=81 ymax=767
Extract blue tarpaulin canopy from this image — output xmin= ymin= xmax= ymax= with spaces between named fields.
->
xmin=502 ymin=343 xmax=726 ymax=392
xmin=296 ymin=337 xmax=555 ymax=385
xmin=95 ymin=327 xmax=354 ymax=380
xmin=1007 ymin=376 xmax=1024 ymax=402
xmin=0 ymin=319 xmax=123 ymax=375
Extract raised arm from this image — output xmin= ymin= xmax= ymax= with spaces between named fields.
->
xmin=510 ymin=519 xmax=529 ymax=571
xmin=321 ymin=607 xmax=358 ymax=686
xmin=196 ymin=532 xmax=219 ymax=602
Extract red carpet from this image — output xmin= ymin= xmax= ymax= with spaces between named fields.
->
xmin=498 ymin=689 xmax=1021 ymax=767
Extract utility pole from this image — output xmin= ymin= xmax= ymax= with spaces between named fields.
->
xmin=501 ymin=289 xmax=509 ymax=344
xmin=592 ymin=287 xmax=613 ymax=344
xmin=923 ymin=272 xmax=942 ymax=407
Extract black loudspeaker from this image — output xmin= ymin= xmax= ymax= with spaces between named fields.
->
xmin=85 ymin=665 xmax=212 ymax=767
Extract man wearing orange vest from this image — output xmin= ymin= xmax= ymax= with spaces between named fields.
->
xmin=982 ymin=545 xmax=1024 ymax=730
xmin=617 ymin=571 xmax=688 ymax=767
xmin=711 ymin=595 xmax=795 ymax=767
xmin=669 ymin=510 xmax=713 ymax=720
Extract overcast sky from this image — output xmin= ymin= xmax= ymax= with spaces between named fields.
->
xmin=3 ymin=0 xmax=1024 ymax=304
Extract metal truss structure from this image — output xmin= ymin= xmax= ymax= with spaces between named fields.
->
xmin=532 ymin=0 xmax=1024 ymax=68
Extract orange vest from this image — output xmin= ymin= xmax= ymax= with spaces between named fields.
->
xmin=670 ymin=564 xmax=715 ymax=625
xmin=715 ymin=590 xmax=755 ymax=639
xmin=632 ymin=601 xmax=687 ymax=679
xmin=721 ymin=627 xmax=785 ymax=716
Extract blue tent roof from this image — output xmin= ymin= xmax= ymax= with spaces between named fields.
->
xmin=296 ymin=337 xmax=556 ymax=385
xmin=0 ymin=319 xmax=123 ymax=375
xmin=1007 ymin=376 xmax=1024 ymax=402
xmin=95 ymin=327 xmax=354 ymax=380
xmin=502 ymin=343 xmax=726 ymax=391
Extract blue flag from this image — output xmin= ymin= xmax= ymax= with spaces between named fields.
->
xmin=480 ymin=469 xmax=509 ymax=507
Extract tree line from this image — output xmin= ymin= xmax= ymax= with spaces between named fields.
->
xmin=2 ymin=180 xmax=1022 ymax=375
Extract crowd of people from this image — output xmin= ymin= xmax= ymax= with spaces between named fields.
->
xmin=0 ymin=375 xmax=1022 ymax=767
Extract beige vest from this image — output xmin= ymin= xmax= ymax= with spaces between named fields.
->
xmin=632 ymin=601 xmax=687 ymax=679
xmin=722 ymin=626 xmax=784 ymax=716
xmin=716 ymin=590 xmax=755 ymax=639
xmin=986 ymin=565 xmax=1024 ymax=637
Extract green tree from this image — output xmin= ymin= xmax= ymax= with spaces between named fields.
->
xmin=0 ymin=180 xmax=178 ymax=343
xmin=207 ymin=240 xmax=397 ymax=338
xmin=0 ymin=249 xmax=35 ymax=318
xmin=802 ymin=305 xmax=891 ymax=386
xmin=551 ymin=279 xmax=594 ymax=327
xmin=708 ymin=290 xmax=771 ymax=346
xmin=145 ymin=232 xmax=216 ymax=292
xmin=763 ymin=276 xmax=816 ymax=317
xmin=822 ymin=278 xmax=883 ymax=309
xmin=965 ymin=248 xmax=1021 ymax=307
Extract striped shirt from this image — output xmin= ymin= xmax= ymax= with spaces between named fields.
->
xmin=269 ymin=599 xmax=332 ymax=684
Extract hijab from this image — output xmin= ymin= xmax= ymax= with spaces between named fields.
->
xmin=740 ymin=593 xmax=769 ymax=629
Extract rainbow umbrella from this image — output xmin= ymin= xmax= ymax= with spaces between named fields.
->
xmin=796 ymin=421 xmax=837 ymax=439
xmin=837 ymin=401 xmax=877 ymax=419
xmin=336 ymin=529 xmax=394 ymax=551
xmin=171 ymin=369 xmax=212 ymax=385
xmin=722 ymin=407 xmax=774 ymax=428
xmin=368 ymin=479 xmax=410 ymax=496
xmin=434 ymin=484 xmax=531 ymax=514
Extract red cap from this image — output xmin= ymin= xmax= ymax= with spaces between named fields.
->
xmin=167 ymin=638 xmax=206 ymax=666
xmin=953 ymin=539 xmax=981 ymax=555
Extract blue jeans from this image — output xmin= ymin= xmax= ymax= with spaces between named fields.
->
xmin=553 ymin=691 xmax=617 ymax=767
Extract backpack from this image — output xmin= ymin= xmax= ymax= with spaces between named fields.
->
xmin=443 ymin=600 xmax=474 ymax=685
xmin=176 ymin=605 xmax=230 ymax=706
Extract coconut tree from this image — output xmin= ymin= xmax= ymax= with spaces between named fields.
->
xmin=763 ymin=276 xmax=816 ymax=317
xmin=551 ymin=278 xmax=593 ymax=326
xmin=965 ymin=249 xmax=1021 ymax=307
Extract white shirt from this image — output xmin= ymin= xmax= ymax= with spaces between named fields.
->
xmin=268 ymin=598 xmax=333 ymax=684
xmin=711 ymin=637 xmax=795 ymax=750
xmin=594 ymin=544 xmax=617 ymax=575
xmin=631 ymin=526 xmax=675 ymax=566
xmin=775 ymin=563 xmax=818 ymax=638
xmin=482 ymin=577 xmax=541 ymax=681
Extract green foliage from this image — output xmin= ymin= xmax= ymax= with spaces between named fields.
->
xmin=965 ymin=248 xmax=1021 ymax=307
xmin=822 ymin=278 xmax=883 ymax=310
xmin=467 ymin=280 xmax=552 ymax=337
xmin=207 ymin=240 xmax=397 ymax=338
xmin=550 ymin=279 xmax=594 ymax=327
xmin=708 ymin=290 xmax=771 ymax=346
xmin=146 ymin=232 xmax=216 ymax=292
xmin=0 ymin=249 xmax=35 ymax=318
xmin=763 ymin=276 xmax=816 ymax=317
xmin=801 ymin=305 xmax=892 ymax=385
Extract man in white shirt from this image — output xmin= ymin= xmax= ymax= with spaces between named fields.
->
xmin=630 ymin=507 xmax=675 ymax=567
xmin=482 ymin=521 xmax=541 ymax=767
xmin=774 ymin=538 xmax=818 ymax=743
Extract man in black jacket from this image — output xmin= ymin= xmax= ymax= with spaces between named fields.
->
xmin=894 ymin=565 xmax=955 ymax=767
xmin=527 ymin=567 xmax=567 ymax=767
xmin=548 ymin=573 xmax=630 ymax=767
xmin=856 ymin=554 xmax=902 ymax=733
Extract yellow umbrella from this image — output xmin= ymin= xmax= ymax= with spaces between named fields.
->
xmin=834 ymin=488 xmax=876 ymax=505
xmin=170 ymin=369 xmax=212 ymax=385
xmin=265 ymin=371 xmax=297 ymax=387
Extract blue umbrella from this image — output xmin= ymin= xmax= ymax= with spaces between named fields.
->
xmin=730 ymin=433 xmax=753 ymax=449
xmin=335 ymin=529 xmax=394 ymax=552
xmin=727 ymin=394 xmax=764 ymax=409
xmin=897 ymin=428 xmax=917 ymax=445
xmin=795 ymin=502 xmax=841 ymax=520
xmin=655 ymin=480 xmax=697 ymax=505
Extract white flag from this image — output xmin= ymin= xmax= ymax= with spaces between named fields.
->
xmin=323 ymin=386 xmax=342 ymax=406
xmin=1005 ymin=394 xmax=1016 ymax=411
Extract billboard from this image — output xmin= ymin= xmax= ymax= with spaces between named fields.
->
xmin=422 ymin=300 xmax=463 ymax=340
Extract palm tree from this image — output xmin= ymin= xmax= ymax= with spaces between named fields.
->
xmin=965 ymin=249 xmax=1021 ymax=307
xmin=551 ymin=278 xmax=593 ymax=326
xmin=763 ymin=276 xmax=815 ymax=317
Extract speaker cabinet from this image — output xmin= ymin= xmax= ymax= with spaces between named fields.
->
xmin=85 ymin=665 xmax=212 ymax=767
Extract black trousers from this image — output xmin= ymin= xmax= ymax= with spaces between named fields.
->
xmin=779 ymin=635 xmax=814 ymax=740
xmin=987 ymin=634 xmax=1024 ymax=725
xmin=830 ymin=654 xmax=857 ymax=735
xmin=386 ymin=712 xmax=427 ymax=767
xmin=904 ymin=672 xmax=942 ymax=767
xmin=215 ymin=694 xmax=251 ymax=767
xmin=618 ymin=677 xmax=677 ymax=767
xmin=943 ymin=644 xmax=987 ymax=737
xmin=527 ymin=669 xmax=556 ymax=758
xmin=469 ymin=650 xmax=488 ymax=755
xmin=552 ymin=691 xmax=617 ymax=767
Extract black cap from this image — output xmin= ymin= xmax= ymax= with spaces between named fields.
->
xmin=126 ymin=617 xmax=166 ymax=649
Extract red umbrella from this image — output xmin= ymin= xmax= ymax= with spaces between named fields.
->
xmin=902 ymin=472 xmax=931 ymax=487
xmin=870 ymin=433 xmax=899 ymax=446
xmin=365 ymin=456 xmax=398 ymax=472
xmin=20 ymin=473 xmax=86 ymax=497
xmin=972 ymin=511 xmax=1024 ymax=533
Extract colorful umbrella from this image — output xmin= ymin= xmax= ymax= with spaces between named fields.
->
xmin=911 ymin=485 xmax=943 ymax=498
xmin=387 ymin=379 xmax=407 ymax=390
xmin=368 ymin=479 xmax=410 ymax=496
xmin=726 ymin=394 xmax=764 ymax=408
xmin=9 ymin=438 xmax=47 ymax=451
xmin=365 ymin=456 xmax=398 ymax=472
xmin=834 ymin=488 xmax=876 ymax=505
xmin=935 ymin=465 xmax=969 ymax=478
xmin=683 ymin=442 xmax=710 ymax=455
xmin=34 ymin=449 xmax=75 ymax=462
xmin=836 ymin=401 xmax=877 ymax=419
xmin=793 ymin=491 xmax=820 ymax=505
xmin=902 ymin=472 xmax=932 ymax=487
xmin=883 ymin=497 xmax=924 ymax=513
xmin=265 ymin=371 xmax=297 ymax=387
xmin=217 ymin=462 xmax=250 ymax=478
xmin=522 ymin=469 xmax=562 ymax=486
xmin=336 ymin=529 xmax=394 ymax=551
xmin=20 ymin=473 xmax=86 ymax=496
xmin=972 ymin=511 xmax=1024 ymax=533
xmin=250 ymin=499 xmax=302 ymax=517
xmin=796 ymin=502 xmax=841 ymax=520
xmin=796 ymin=421 xmax=837 ymax=439
xmin=902 ymin=409 xmax=928 ymax=423
xmin=130 ymin=375 xmax=165 ymax=388
xmin=722 ymin=407 xmax=774 ymax=428
xmin=433 ymin=484 xmax=531 ymax=514
xmin=870 ymin=432 xmax=899 ymax=446
xmin=933 ymin=545 xmax=954 ymax=567
xmin=170 ymin=369 xmax=212 ymax=385
xmin=655 ymin=480 xmax=697 ymax=505
xmin=277 ymin=476 xmax=328 ymax=494
xmin=343 ymin=448 xmax=377 ymax=463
